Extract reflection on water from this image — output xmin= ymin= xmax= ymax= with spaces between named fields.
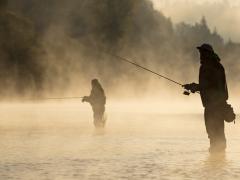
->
xmin=205 ymin=153 xmax=227 ymax=168
xmin=0 ymin=103 xmax=239 ymax=180
xmin=202 ymin=153 xmax=228 ymax=179
xmin=93 ymin=128 xmax=106 ymax=136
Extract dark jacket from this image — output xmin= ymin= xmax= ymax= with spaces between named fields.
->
xmin=199 ymin=61 xmax=228 ymax=107
xmin=85 ymin=86 xmax=106 ymax=108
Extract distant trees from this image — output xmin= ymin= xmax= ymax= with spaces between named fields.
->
xmin=0 ymin=5 xmax=43 ymax=96
xmin=176 ymin=16 xmax=224 ymax=51
xmin=0 ymin=0 xmax=239 ymax=96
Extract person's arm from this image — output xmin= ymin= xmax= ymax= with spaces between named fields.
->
xmin=183 ymin=66 xmax=211 ymax=93
xmin=83 ymin=88 xmax=97 ymax=103
xmin=183 ymin=83 xmax=200 ymax=93
xmin=82 ymin=96 xmax=90 ymax=102
xmin=199 ymin=66 xmax=211 ymax=92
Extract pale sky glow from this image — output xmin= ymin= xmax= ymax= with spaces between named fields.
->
xmin=152 ymin=0 xmax=240 ymax=7
xmin=151 ymin=0 xmax=240 ymax=42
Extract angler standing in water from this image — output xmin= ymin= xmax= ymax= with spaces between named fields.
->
xmin=82 ymin=79 xmax=106 ymax=128
xmin=184 ymin=44 xmax=235 ymax=153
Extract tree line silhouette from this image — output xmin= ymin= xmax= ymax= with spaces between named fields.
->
xmin=0 ymin=0 xmax=239 ymax=97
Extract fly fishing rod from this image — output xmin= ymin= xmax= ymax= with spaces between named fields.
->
xmin=107 ymin=52 xmax=183 ymax=86
xmin=105 ymin=52 xmax=197 ymax=96
xmin=23 ymin=96 xmax=84 ymax=101
xmin=38 ymin=96 xmax=84 ymax=100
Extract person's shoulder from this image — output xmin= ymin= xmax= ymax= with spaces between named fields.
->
xmin=216 ymin=62 xmax=225 ymax=71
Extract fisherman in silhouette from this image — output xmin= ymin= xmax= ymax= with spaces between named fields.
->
xmin=82 ymin=79 xmax=106 ymax=128
xmin=184 ymin=44 xmax=229 ymax=153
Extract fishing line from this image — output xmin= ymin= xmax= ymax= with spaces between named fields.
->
xmin=23 ymin=96 xmax=84 ymax=101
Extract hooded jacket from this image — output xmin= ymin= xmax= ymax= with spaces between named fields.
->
xmin=199 ymin=54 xmax=228 ymax=107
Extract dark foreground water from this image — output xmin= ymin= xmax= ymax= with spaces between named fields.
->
xmin=0 ymin=103 xmax=239 ymax=180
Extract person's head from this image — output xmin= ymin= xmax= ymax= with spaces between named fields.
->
xmin=91 ymin=78 xmax=104 ymax=92
xmin=91 ymin=79 xmax=99 ymax=86
xmin=197 ymin=44 xmax=216 ymax=64
xmin=92 ymin=79 xmax=103 ymax=89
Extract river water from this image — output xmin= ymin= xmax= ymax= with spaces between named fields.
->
xmin=0 ymin=103 xmax=239 ymax=180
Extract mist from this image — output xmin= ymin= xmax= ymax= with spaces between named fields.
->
xmin=0 ymin=0 xmax=239 ymax=108
xmin=1 ymin=2 xmax=240 ymax=178
xmin=152 ymin=0 xmax=240 ymax=42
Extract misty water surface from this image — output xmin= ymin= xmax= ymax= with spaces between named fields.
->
xmin=0 ymin=103 xmax=239 ymax=180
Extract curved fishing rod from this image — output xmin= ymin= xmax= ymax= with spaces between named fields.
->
xmin=104 ymin=52 xmax=200 ymax=96
xmin=106 ymin=52 xmax=183 ymax=86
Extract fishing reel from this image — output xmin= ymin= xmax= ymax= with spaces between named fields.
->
xmin=182 ymin=83 xmax=199 ymax=96
xmin=183 ymin=90 xmax=191 ymax=96
xmin=182 ymin=86 xmax=200 ymax=96
xmin=182 ymin=84 xmax=191 ymax=96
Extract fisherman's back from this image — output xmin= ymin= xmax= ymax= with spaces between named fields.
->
xmin=199 ymin=61 xmax=228 ymax=108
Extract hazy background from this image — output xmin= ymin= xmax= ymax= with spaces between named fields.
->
xmin=152 ymin=0 xmax=240 ymax=42
xmin=0 ymin=0 xmax=239 ymax=111
xmin=1 ymin=2 xmax=240 ymax=179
